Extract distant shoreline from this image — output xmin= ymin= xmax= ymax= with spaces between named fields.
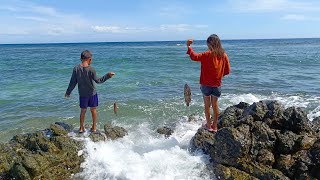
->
xmin=0 ymin=37 xmax=319 ymax=46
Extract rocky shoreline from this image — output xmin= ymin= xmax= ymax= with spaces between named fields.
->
xmin=1 ymin=100 xmax=319 ymax=179
xmin=0 ymin=122 xmax=127 ymax=180
xmin=191 ymin=100 xmax=320 ymax=180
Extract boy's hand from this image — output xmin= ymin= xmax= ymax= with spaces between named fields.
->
xmin=65 ymin=93 xmax=70 ymax=98
xmin=187 ymin=39 xmax=193 ymax=46
xmin=107 ymin=72 xmax=115 ymax=78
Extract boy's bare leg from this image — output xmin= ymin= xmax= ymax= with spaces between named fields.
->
xmin=211 ymin=96 xmax=219 ymax=130
xmin=203 ymin=96 xmax=212 ymax=128
xmin=80 ymin=108 xmax=86 ymax=132
xmin=90 ymin=107 xmax=97 ymax=132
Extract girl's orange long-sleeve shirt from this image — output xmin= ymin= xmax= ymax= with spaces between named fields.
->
xmin=187 ymin=46 xmax=230 ymax=87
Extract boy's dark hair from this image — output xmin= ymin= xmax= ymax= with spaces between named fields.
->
xmin=81 ymin=50 xmax=92 ymax=60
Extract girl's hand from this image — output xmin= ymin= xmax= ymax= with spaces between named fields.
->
xmin=187 ymin=39 xmax=193 ymax=46
xmin=108 ymin=72 xmax=115 ymax=78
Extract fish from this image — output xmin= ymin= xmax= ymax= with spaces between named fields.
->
xmin=184 ymin=84 xmax=191 ymax=106
xmin=114 ymin=102 xmax=117 ymax=115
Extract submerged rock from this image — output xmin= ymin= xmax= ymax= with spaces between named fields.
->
xmin=157 ymin=126 xmax=174 ymax=137
xmin=104 ymin=122 xmax=128 ymax=140
xmin=190 ymin=101 xmax=320 ymax=180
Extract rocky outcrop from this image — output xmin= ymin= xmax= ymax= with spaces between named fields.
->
xmin=104 ymin=122 xmax=128 ymax=140
xmin=0 ymin=122 xmax=84 ymax=180
xmin=191 ymin=100 xmax=320 ymax=180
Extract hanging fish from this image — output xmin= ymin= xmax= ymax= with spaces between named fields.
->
xmin=114 ymin=102 xmax=117 ymax=115
xmin=184 ymin=84 xmax=191 ymax=106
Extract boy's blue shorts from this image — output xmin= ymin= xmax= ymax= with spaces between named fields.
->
xmin=200 ymin=85 xmax=221 ymax=98
xmin=79 ymin=94 xmax=98 ymax=109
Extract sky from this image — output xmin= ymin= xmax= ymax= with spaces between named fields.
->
xmin=0 ymin=0 xmax=320 ymax=44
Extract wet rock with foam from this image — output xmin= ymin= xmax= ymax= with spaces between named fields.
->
xmin=191 ymin=100 xmax=320 ymax=180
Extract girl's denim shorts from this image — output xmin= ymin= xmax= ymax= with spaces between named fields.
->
xmin=200 ymin=85 xmax=221 ymax=97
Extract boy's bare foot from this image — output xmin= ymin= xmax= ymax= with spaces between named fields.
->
xmin=90 ymin=128 xmax=96 ymax=133
xmin=79 ymin=128 xmax=84 ymax=133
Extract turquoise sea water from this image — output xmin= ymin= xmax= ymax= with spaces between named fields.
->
xmin=1 ymin=39 xmax=320 ymax=179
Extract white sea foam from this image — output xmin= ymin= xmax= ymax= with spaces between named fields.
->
xmin=75 ymin=119 xmax=212 ymax=180
xmin=221 ymin=93 xmax=320 ymax=120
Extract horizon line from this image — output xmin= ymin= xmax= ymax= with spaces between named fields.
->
xmin=0 ymin=37 xmax=319 ymax=45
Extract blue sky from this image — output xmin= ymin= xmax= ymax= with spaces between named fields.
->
xmin=0 ymin=0 xmax=320 ymax=43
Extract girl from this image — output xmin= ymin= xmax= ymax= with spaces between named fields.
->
xmin=186 ymin=34 xmax=230 ymax=132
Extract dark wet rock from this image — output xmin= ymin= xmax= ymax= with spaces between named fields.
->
xmin=275 ymin=154 xmax=295 ymax=177
xmin=50 ymin=123 xmax=68 ymax=136
xmin=104 ymin=122 xmax=128 ymax=140
xmin=256 ymin=149 xmax=275 ymax=167
xmin=0 ymin=122 xmax=84 ymax=180
xmin=54 ymin=122 xmax=74 ymax=132
xmin=157 ymin=127 xmax=174 ymax=137
xmin=243 ymin=101 xmax=269 ymax=121
xmin=210 ymin=125 xmax=251 ymax=166
xmin=89 ymin=132 xmax=106 ymax=142
xmin=190 ymin=128 xmax=215 ymax=153
xmin=309 ymin=139 xmax=320 ymax=165
xmin=218 ymin=102 xmax=249 ymax=128
xmin=275 ymin=130 xmax=298 ymax=154
xmin=295 ymin=135 xmax=317 ymax=150
xmin=250 ymin=121 xmax=276 ymax=157
xmin=215 ymin=164 xmax=258 ymax=180
xmin=282 ymin=107 xmax=313 ymax=134
xmin=190 ymin=100 xmax=320 ymax=180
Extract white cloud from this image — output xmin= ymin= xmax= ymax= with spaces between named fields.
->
xmin=230 ymin=0 xmax=320 ymax=12
xmin=281 ymin=14 xmax=306 ymax=21
xmin=92 ymin=24 xmax=207 ymax=33
xmin=16 ymin=16 xmax=48 ymax=22
xmin=91 ymin=26 xmax=123 ymax=33
xmin=160 ymin=24 xmax=191 ymax=32
xmin=1 ymin=1 xmax=90 ymax=36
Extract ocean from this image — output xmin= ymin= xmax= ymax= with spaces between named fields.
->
xmin=0 ymin=38 xmax=319 ymax=179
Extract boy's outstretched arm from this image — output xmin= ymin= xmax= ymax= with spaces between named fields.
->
xmin=65 ymin=68 xmax=77 ymax=97
xmin=91 ymin=68 xmax=115 ymax=84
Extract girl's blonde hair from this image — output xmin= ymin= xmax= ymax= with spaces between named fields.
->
xmin=207 ymin=34 xmax=225 ymax=58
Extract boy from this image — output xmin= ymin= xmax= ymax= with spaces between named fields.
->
xmin=65 ymin=50 xmax=115 ymax=133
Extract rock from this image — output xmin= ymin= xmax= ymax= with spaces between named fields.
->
xmin=243 ymin=101 xmax=269 ymax=122
xmin=0 ymin=122 xmax=84 ymax=179
xmin=50 ymin=124 xmax=68 ymax=136
xmin=275 ymin=154 xmax=295 ymax=177
xmin=275 ymin=130 xmax=298 ymax=154
xmin=291 ymin=150 xmax=313 ymax=177
xmin=54 ymin=122 xmax=73 ymax=132
xmin=262 ymin=101 xmax=286 ymax=129
xmin=89 ymin=132 xmax=106 ymax=142
xmin=250 ymin=121 xmax=276 ymax=157
xmin=190 ymin=128 xmax=215 ymax=153
xmin=190 ymin=101 xmax=320 ymax=180
xmin=215 ymin=164 xmax=258 ymax=180
xmin=209 ymin=125 xmax=251 ymax=166
xmin=256 ymin=149 xmax=275 ymax=167
xmin=237 ymin=160 xmax=290 ymax=180
xmin=157 ymin=127 xmax=174 ymax=137
xmin=10 ymin=163 xmax=31 ymax=180
xmin=104 ymin=122 xmax=128 ymax=140
xmin=295 ymin=135 xmax=317 ymax=150
xmin=218 ymin=102 xmax=249 ymax=128
xmin=309 ymin=139 xmax=320 ymax=165
xmin=282 ymin=107 xmax=313 ymax=134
